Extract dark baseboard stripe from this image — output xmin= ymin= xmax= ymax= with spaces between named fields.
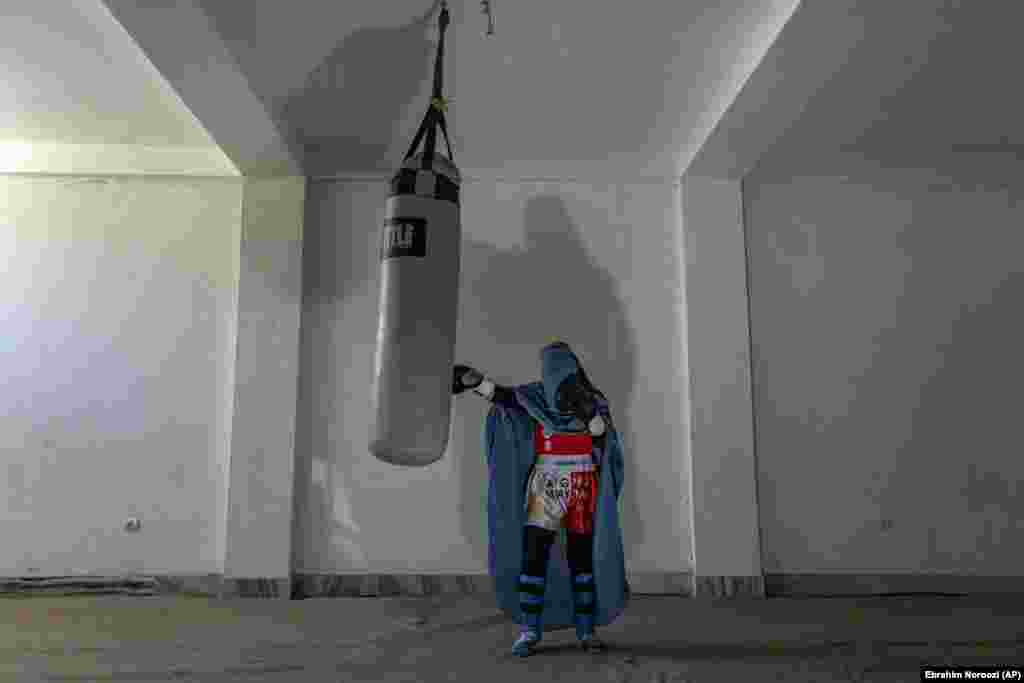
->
xmin=288 ymin=573 xmax=699 ymax=599
xmin=0 ymin=573 xmax=693 ymax=598
xmin=0 ymin=576 xmax=159 ymax=596
xmin=764 ymin=573 xmax=1024 ymax=597
xmin=291 ymin=573 xmax=495 ymax=599
xmin=5 ymin=573 xmax=1023 ymax=599
xmin=692 ymin=575 xmax=765 ymax=599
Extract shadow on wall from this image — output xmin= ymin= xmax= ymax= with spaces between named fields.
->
xmin=276 ymin=0 xmax=444 ymax=176
xmin=292 ymin=189 xmax=643 ymax=575
xmin=452 ymin=194 xmax=643 ymax=564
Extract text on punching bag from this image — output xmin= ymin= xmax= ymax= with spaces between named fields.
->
xmin=380 ymin=217 xmax=427 ymax=261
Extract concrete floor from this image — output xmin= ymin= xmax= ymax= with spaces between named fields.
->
xmin=3 ymin=593 xmax=1023 ymax=682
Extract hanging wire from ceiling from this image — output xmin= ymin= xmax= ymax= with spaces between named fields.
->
xmin=480 ymin=0 xmax=495 ymax=36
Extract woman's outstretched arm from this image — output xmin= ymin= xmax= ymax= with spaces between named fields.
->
xmin=452 ymin=364 xmax=518 ymax=408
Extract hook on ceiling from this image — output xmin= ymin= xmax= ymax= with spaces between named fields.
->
xmin=436 ymin=1 xmax=493 ymax=37
xmin=481 ymin=0 xmax=495 ymax=36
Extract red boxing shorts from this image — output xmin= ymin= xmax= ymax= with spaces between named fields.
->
xmin=525 ymin=425 xmax=600 ymax=534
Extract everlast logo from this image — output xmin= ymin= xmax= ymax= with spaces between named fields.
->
xmin=380 ymin=217 xmax=427 ymax=260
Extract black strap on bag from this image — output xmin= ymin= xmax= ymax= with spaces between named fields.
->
xmin=393 ymin=1 xmax=458 ymax=203
xmin=402 ymin=1 xmax=455 ymax=167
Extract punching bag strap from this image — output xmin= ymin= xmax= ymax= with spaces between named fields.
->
xmin=403 ymin=0 xmax=455 ymax=168
xmin=403 ymin=102 xmax=455 ymax=167
xmin=436 ymin=105 xmax=455 ymax=162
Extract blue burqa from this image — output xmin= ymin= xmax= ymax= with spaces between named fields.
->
xmin=484 ymin=344 xmax=630 ymax=630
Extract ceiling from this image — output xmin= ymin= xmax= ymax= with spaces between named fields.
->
xmin=2 ymin=0 xmax=798 ymax=178
xmin=747 ymin=0 xmax=1024 ymax=176
xmin=9 ymin=0 xmax=1016 ymax=180
xmin=0 ymin=0 xmax=214 ymax=148
xmin=192 ymin=0 xmax=800 ymax=178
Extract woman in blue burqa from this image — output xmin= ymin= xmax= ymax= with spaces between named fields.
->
xmin=452 ymin=340 xmax=629 ymax=657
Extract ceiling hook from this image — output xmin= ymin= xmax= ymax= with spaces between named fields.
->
xmin=481 ymin=0 xmax=495 ymax=36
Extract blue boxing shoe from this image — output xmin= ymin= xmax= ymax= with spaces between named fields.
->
xmin=512 ymin=628 xmax=541 ymax=657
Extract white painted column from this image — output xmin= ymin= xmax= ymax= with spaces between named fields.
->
xmin=681 ymin=174 xmax=763 ymax=598
xmin=222 ymin=177 xmax=306 ymax=595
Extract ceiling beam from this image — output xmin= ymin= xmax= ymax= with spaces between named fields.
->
xmin=686 ymin=1 xmax=871 ymax=180
xmin=100 ymin=0 xmax=302 ymax=177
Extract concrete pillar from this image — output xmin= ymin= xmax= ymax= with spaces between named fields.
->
xmin=682 ymin=174 xmax=763 ymax=598
xmin=222 ymin=176 xmax=306 ymax=597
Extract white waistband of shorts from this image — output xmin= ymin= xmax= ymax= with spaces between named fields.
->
xmin=535 ymin=455 xmax=596 ymax=469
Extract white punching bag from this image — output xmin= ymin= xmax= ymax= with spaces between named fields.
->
xmin=369 ymin=1 xmax=460 ymax=467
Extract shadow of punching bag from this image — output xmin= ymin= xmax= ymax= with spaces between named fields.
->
xmin=369 ymin=2 xmax=461 ymax=467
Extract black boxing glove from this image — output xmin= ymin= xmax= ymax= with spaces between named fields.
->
xmin=452 ymin=364 xmax=484 ymax=395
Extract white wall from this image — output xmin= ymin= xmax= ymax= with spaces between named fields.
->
xmin=744 ymin=157 xmax=1024 ymax=575
xmin=224 ymin=177 xmax=305 ymax=581
xmin=681 ymin=176 xmax=761 ymax=580
xmin=294 ymin=178 xmax=691 ymax=575
xmin=1 ymin=175 xmax=243 ymax=576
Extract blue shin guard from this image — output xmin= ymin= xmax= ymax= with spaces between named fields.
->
xmin=572 ymin=572 xmax=596 ymax=640
xmin=514 ymin=573 xmax=546 ymax=656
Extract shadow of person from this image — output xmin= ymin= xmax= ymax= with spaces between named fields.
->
xmin=452 ymin=193 xmax=643 ymax=574
xmin=275 ymin=0 xmax=444 ymax=176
